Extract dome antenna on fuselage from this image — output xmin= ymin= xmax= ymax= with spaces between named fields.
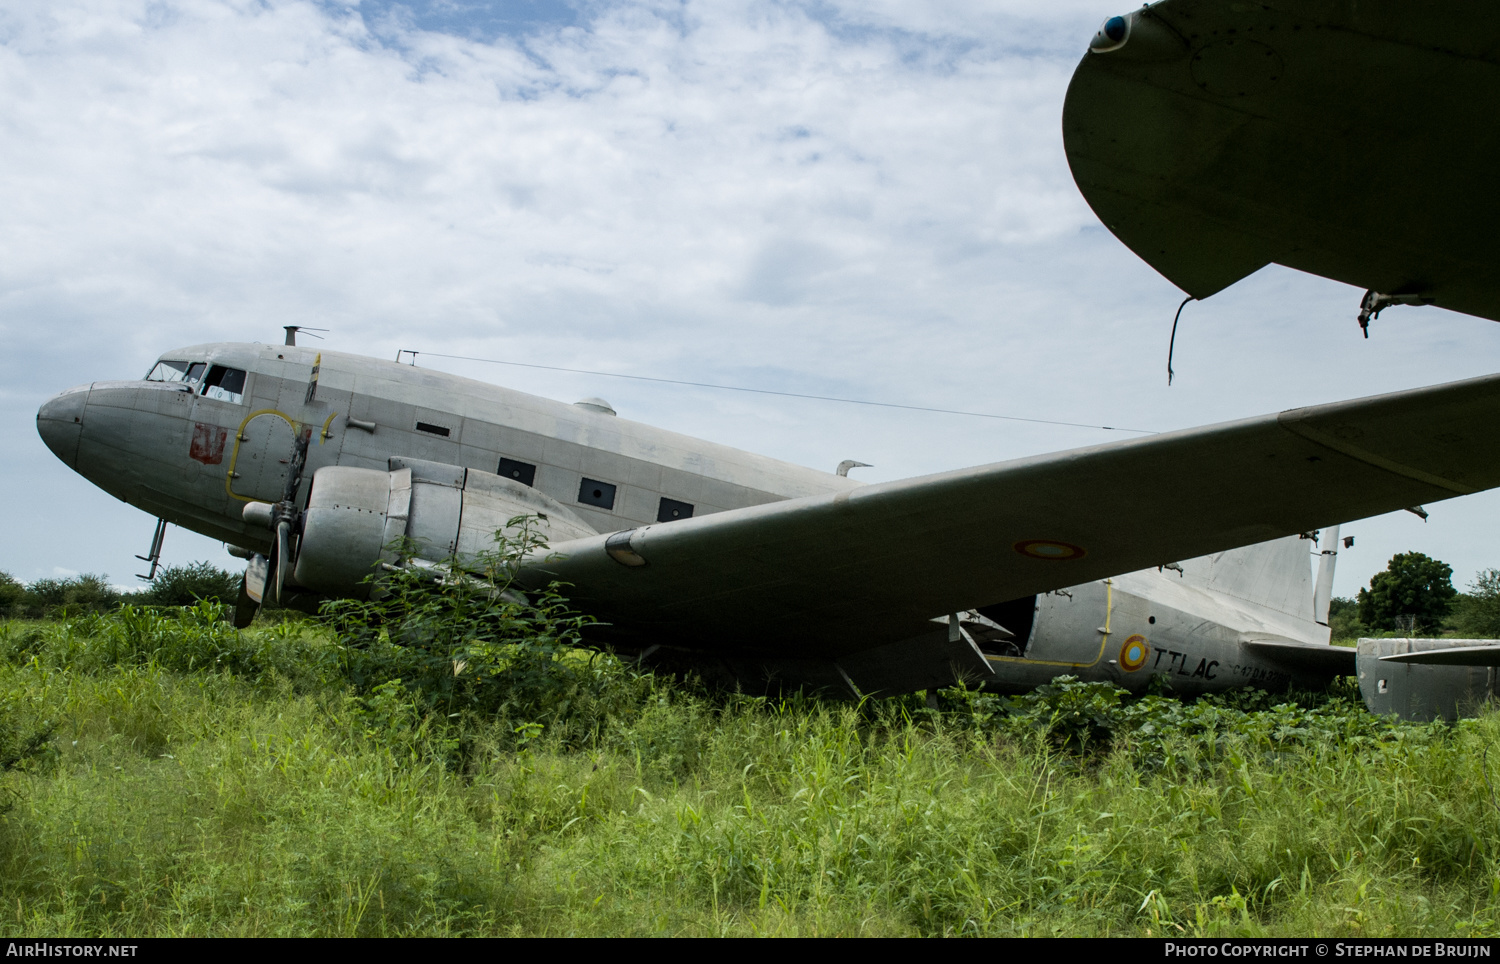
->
xmin=283 ymin=326 xmax=328 ymax=347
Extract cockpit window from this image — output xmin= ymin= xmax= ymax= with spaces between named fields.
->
xmin=146 ymin=360 xmax=205 ymax=387
xmin=200 ymin=365 xmax=246 ymax=404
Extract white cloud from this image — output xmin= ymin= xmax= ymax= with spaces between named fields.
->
xmin=3 ymin=0 xmax=1498 ymax=598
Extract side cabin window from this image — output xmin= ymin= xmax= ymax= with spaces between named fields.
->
xmin=577 ymin=478 xmax=617 ymax=510
xmin=200 ymin=365 xmax=247 ymax=404
xmin=498 ymin=458 xmax=536 ymax=487
xmin=657 ymin=498 xmax=694 ymax=522
xmin=146 ymin=360 xmax=206 ymax=389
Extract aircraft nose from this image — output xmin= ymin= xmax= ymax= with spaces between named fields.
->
xmin=36 ymin=384 xmax=91 ymax=469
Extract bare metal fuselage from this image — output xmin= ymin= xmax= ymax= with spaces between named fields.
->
xmin=37 ymin=342 xmax=1341 ymax=696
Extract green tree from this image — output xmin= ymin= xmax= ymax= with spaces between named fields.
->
xmin=1326 ymin=596 xmax=1368 ymax=641
xmin=1357 ymin=552 xmax=1456 ymax=634
xmin=1452 ymin=569 xmax=1500 ymax=638
xmin=0 ymin=572 xmax=24 ymax=616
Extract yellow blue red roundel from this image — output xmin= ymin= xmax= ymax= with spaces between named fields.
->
xmin=1119 ymin=634 xmax=1150 ymax=672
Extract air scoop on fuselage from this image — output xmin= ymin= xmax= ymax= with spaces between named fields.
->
xmin=36 ymin=383 xmax=90 ymax=470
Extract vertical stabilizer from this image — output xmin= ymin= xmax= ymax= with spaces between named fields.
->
xmin=1177 ymin=535 xmax=1316 ymax=622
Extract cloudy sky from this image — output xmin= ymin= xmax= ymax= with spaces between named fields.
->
xmin=4 ymin=0 xmax=1498 ymax=599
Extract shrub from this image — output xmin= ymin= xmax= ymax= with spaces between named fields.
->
xmin=1326 ymin=595 xmax=1368 ymax=641
xmin=1452 ymin=569 xmax=1500 ymax=638
xmin=141 ymin=561 xmax=240 ymax=607
xmin=0 ymin=571 xmax=24 ymax=615
xmin=19 ymin=573 xmax=123 ymax=617
xmin=319 ymin=518 xmax=630 ymax=743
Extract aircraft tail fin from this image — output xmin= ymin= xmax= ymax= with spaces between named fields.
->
xmin=1175 ymin=535 xmax=1323 ymax=638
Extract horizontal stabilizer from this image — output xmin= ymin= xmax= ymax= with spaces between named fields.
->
xmin=1243 ymin=639 xmax=1355 ymax=675
xmin=1358 ymin=638 xmax=1499 ymax=722
xmin=1380 ymin=643 xmax=1500 ymax=666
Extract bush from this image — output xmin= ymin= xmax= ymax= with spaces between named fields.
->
xmin=319 ymin=518 xmax=633 ymax=746
xmin=942 ymin=675 xmax=1421 ymax=770
xmin=17 ymin=573 xmax=123 ymax=617
xmin=0 ymin=572 xmax=24 ymax=615
xmin=1452 ymin=569 xmax=1500 ymax=638
xmin=1326 ymin=596 xmax=1368 ymax=641
xmin=0 ymin=565 xmax=239 ymax=619
xmin=140 ymin=561 xmax=240 ymax=607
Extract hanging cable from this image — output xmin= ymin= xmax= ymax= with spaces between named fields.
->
xmin=1166 ymin=295 xmax=1193 ymax=386
xmin=401 ymin=350 xmax=1158 ymax=435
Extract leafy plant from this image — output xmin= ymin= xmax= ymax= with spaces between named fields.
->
xmin=319 ymin=517 xmax=611 ymax=730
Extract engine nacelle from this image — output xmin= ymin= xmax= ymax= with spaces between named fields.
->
xmin=285 ymin=457 xmax=598 ymax=597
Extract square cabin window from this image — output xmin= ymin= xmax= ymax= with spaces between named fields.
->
xmin=577 ymin=478 xmax=617 ymax=510
xmin=498 ymin=458 xmax=536 ymax=487
xmin=657 ymin=498 xmax=694 ymax=522
xmin=200 ymin=365 xmax=246 ymax=403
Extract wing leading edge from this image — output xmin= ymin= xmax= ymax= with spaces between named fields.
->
xmin=519 ymin=373 xmax=1500 ymax=661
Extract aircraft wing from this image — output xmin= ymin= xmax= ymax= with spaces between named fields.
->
xmin=520 ymin=372 xmax=1500 ymax=660
xmin=1062 ymin=0 xmax=1500 ymax=323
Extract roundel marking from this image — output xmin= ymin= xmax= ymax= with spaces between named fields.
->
xmin=1014 ymin=539 xmax=1086 ymax=561
xmin=1120 ymin=634 xmax=1150 ymax=672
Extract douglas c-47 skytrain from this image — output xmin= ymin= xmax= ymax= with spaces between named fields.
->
xmin=35 ymin=342 xmax=1500 ymax=697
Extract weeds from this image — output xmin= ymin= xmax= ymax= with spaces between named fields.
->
xmin=1 ymin=590 xmax=1499 ymax=934
xmin=323 ymin=521 xmax=625 ymax=720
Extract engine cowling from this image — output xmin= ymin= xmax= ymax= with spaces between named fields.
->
xmin=288 ymin=464 xmax=409 ymax=596
xmin=248 ymin=457 xmax=599 ymax=597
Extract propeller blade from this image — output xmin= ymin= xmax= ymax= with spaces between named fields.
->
xmin=274 ymin=521 xmax=290 ymax=605
xmin=234 ymin=553 xmax=268 ymax=629
xmin=234 ymin=575 xmax=258 ymax=628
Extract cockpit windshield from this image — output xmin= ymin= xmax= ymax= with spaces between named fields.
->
xmin=146 ymin=360 xmax=206 ymax=388
xmin=145 ymin=360 xmax=245 ymax=401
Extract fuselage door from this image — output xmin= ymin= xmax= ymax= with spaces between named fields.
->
xmin=227 ymin=411 xmax=300 ymax=503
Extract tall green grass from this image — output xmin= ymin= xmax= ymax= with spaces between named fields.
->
xmin=2 ymin=612 xmax=1499 ymax=936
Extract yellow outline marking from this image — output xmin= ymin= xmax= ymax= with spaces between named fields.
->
xmin=983 ymin=581 xmax=1113 ymax=669
xmin=320 ymin=411 xmax=339 ymax=444
xmin=225 ymin=409 xmax=300 ymax=502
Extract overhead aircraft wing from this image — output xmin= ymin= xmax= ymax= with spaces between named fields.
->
xmin=519 ymin=372 xmax=1500 ymax=661
xmin=1062 ymin=0 xmax=1500 ymax=323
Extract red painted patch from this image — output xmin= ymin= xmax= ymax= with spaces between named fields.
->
xmin=1014 ymin=539 xmax=1086 ymax=561
xmin=189 ymin=422 xmax=228 ymax=465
